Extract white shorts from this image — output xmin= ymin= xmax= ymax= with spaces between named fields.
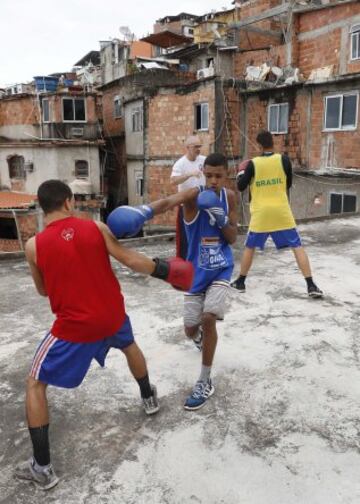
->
xmin=184 ymin=280 xmax=230 ymax=327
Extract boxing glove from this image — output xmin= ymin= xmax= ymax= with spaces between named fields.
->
xmin=236 ymin=159 xmax=250 ymax=188
xmin=151 ymin=257 xmax=194 ymax=292
xmin=107 ymin=205 xmax=154 ymax=238
xmin=197 ymin=190 xmax=228 ymax=229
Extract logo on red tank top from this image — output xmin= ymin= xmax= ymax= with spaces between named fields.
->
xmin=61 ymin=228 xmax=75 ymax=241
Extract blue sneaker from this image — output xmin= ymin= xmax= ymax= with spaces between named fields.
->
xmin=184 ymin=379 xmax=215 ymax=411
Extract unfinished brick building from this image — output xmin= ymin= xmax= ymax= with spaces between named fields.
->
xmin=99 ymin=0 xmax=360 ymax=228
xmin=233 ymin=0 xmax=360 ymax=221
xmin=0 ymin=83 xmax=104 ymax=251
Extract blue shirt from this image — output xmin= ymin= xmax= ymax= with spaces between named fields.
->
xmin=184 ymin=187 xmax=234 ymax=293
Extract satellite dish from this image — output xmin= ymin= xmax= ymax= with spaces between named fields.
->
xmin=119 ymin=26 xmax=134 ymax=41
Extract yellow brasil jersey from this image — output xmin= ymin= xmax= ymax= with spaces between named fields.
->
xmin=249 ymin=154 xmax=296 ymax=232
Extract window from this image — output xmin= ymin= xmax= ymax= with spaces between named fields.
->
xmin=324 ymin=93 xmax=358 ymax=131
xmin=351 ymin=24 xmax=360 ymax=60
xmin=132 ymin=107 xmax=143 ymax=132
xmin=63 ymin=98 xmax=86 ymax=122
xmin=114 ymin=96 xmax=122 ymax=118
xmin=135 ymin=174 xmax=144 ymax=196
xmin=195 ymin=103 xmax=209 ymax=131
xmin=8 ymin=155 xmax=25 ymax=179
xmin=330 ymin=193 xmax=357 ymax=214
xmin=42 ymin=99 xmax=50 ymax=122
xmin=0 ymin=218 xmax=18 ymax=239
xmin=75 ymin=160 xmax=89 ymax=178
xmin=183 ymin=26 xmax=194 ymax=36
xmin=268 ymin=103 xmax=289 ymax=134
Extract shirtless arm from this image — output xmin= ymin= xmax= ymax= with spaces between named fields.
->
xmin=150 ymin=187 xmax=200 ymax=216
xmin=96 ymin=222 xmax=156 ymax=275
xmin=220 ymin=190 xmax=238 ymax=245
xmin=25 ymin=237 xmax=47 ymax=297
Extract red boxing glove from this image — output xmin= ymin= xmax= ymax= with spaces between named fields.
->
xmin=237 ymin=159 xmax=250 ymax=175
xmin=151 ymin=257 xmax=194 ymax=291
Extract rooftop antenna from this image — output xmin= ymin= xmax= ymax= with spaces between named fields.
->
xmin=119 ymin=26 xmax=134 ymax=42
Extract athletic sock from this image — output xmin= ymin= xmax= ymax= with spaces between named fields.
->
xmin=305 ymin=276 xmax=316 ymax=288
xmin=136 ymin=374 xmax=152 ymax=399
xmin=199 ymin=365 xmax=212 ymax=383
xmin=32 ymin=458 xmax=51 ymax=472
xmin=29 ymin=424 xmax=50 ymax=467
xmin=238 ymin=275 xmax=246 ymax=284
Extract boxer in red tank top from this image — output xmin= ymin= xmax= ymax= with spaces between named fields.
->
xmin=15 ymin=179 xmax=196 ymax=490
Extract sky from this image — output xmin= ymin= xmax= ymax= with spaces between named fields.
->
xmin=0 ymin=0 xmax=233 ymax=88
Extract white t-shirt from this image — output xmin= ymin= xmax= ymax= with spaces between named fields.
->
xmin=171 ymin=155 xmax=206 ymax=192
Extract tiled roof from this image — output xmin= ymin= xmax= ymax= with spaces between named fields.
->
xmin=0 ymin=191 xmax=37 ymax=209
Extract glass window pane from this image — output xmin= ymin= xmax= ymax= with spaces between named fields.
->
xmin=330 ymin=193 xmax=342 ymax=214
xmin=325 ymin=97 xmax=341 ymax=129
xmin=195 ymin=105 xmax=201 ymax=130
xmin=43 ymin=100 xmax=50 ymax=122
xmin=342 ymin=95 xmax=357 ymax=127
xmin=279 ymin=104 xmax=288 ymax=132
xmin=63 ymin=99 xmax=74 ymax=121
xmin=269 ymin=106 xmax=278 ymax=132
xmin=201 ymin=103 xmax=209 ymax=130
xmin=343 ymin=194 xmax=356 ymax=212
xmin=75 ymin=160 xmax=89 ymax=178
xmin=74 ymin=99 xmax=85 ymax=121
xmin=352 ymin=32 xmax=360 ymax=59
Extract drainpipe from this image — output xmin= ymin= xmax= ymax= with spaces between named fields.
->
xmin=12 ymin=209 xmax=24 ymax=251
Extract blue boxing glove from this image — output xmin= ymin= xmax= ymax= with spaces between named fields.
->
xmin=107 ymin=204 xmax=154 ymax=238
xmin=197 ymin=190 xmax=229 ymax=229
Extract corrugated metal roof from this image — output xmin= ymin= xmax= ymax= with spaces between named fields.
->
xmin=0 ymin=192 xmax=37 ymax=209
xmin=141 ymin=30 xmax=192 ymax=48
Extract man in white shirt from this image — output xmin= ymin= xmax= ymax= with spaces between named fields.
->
xmin=170 ymin=136 xmax=206 ymax=259
xmin=171 ymin=136 xmax=206 ymax=192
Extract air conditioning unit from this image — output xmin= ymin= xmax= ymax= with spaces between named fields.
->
xmin=71 ymin=127 xmax=84 ymax=137
xmin=197 ymin=66 xmax=215 ymax=80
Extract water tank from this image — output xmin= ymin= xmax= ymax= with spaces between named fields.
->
xmin=33 ymin=76 xmax=59 ymax=92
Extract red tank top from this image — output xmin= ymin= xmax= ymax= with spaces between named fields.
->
xmin=36 ymin=216 xmax=126 ymax=343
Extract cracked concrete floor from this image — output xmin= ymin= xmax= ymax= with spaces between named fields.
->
xmin=1 ymin=216 xmax=360 ymax=504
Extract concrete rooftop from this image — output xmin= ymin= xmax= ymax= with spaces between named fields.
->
xmin=1 ymin=216 xmax=360 ymax=504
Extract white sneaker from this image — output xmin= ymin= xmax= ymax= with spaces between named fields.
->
xmin=15 ymin=458 xmax=59 ymax=491
xmin=142 ymin=385 xmax=160 ymax=415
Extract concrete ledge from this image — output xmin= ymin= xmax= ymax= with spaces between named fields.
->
xmin=0 ymin=251 xmax=25 ymax=261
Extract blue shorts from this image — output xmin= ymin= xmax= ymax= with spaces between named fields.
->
xmin=245 ymin=229 xmax=302 ymax=250
xmin=29 ymin=315 xmax=135 ymax=389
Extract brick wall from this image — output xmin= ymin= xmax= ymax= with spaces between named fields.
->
xmin=102 ymin=88 xmax=125 ymax=136
xmin=0 ymin=93 xmax=99 ymax=127
xmin=0 ymin=96 xmax=39 ymax=126
xmin=0 ymin=211 xmax=37 ymax=252
xmin=307 ymin=87 xmax=360 ymax=170
xmin=243 ymin=88 xmax=306 ymax=167
xmin=298 ymin=3 xmax=360 ymax=33
xmin=234 ymin=44 xmax=287 ymax=79
xmin=299 ymin=29 xmax=342 ymax=78
xmin=298 ymin=3 xmax=360 ymax=78
xmin=243 ymin=82 xmax=360 ymax=172
xmin=147 ymin=83 xmax=216 ymax=158
xmin=0 ymin=239 xmax=21 ymax=252
xmin=17 ymin=213 xmax=38 ymax=243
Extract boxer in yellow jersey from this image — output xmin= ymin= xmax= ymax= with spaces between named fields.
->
xmin=231 ymin=130 xmax=323 ymax=298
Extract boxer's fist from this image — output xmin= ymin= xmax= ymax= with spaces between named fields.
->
xmin=107 ymin=205 xmax=154 ymax=238
xmin=151 ymin=257 xmax=194 ymax=291
xmin=197 ymin=190 xmax=228 ymax=229
xmin=236 ymin=159 xmax=249 ymax=187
